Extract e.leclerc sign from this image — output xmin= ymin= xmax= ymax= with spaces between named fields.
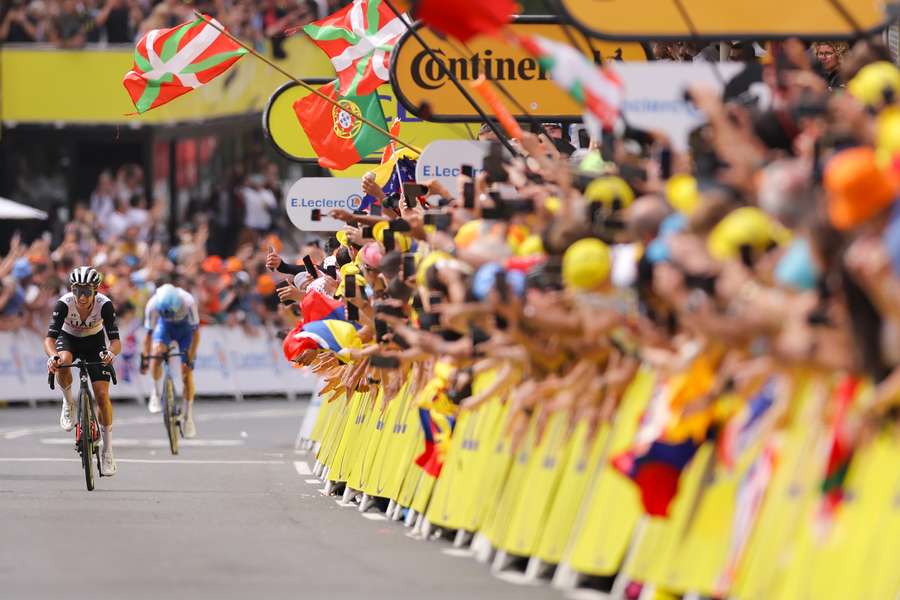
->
xmin=285 ymin=177 xmax=363 ymax=232
xmin=415 ymin=140 xmax=489 ymax=192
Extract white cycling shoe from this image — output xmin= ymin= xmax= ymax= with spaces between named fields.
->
xmin=147 ymin=391 xmax=161 ymax=414
xmin=60 ymin=401 xmax=75 ymax=432
xmin=183 ymin=414 xmax=197 ymax=439
xmin=100 ymin=447 xmax=117 ymax=476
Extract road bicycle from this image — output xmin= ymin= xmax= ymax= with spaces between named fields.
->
xmin=49 ymin=360 xmax=117 ymax=491
xmin=142 ymin=347 xmax=189 ymax=455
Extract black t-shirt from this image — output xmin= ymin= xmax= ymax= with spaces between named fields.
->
xmin=5 ymin=18 xmax=36 ymax=42
xmin=104 ymin=6 xmax=132 ymax=43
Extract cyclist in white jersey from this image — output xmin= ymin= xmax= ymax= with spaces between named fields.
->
xmin=44 ymin=267 xmax=121 ymax=476
xmin=140 ymin=283 xmax=200 ymax=437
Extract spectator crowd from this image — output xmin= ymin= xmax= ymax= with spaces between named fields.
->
xmin=0 ymin=0 xmax=348 ymax=52
xmin=0 ymin=156 xmax=305 ymax=338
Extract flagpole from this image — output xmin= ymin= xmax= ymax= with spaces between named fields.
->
xmin=380 ymin=0 xmax=520 ymax=157
xmin=192 ymin=11 xmax=421 ymax=155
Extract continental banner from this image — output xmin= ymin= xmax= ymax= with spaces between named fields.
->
xmin=558 ymin=0 xmax=890 ymax=41
xmin=263 ymin=79 xmax=476 ymax=166
xmin=390 ymin=17 xmax=650 ymax=122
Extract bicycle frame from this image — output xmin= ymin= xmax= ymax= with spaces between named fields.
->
xmin=48 ymin=360 xmax=117 ymax=491
xmin=143 ymin=346 xmax=188 ymax=455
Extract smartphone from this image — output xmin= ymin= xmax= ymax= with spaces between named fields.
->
xmin=402 ymin=253 xmax=416 ymax=280
xmin=382 ymin=192 xmax=400 ymax=211
xmin=303 ymin=255 xmax=318 ymax=277
xmin=371 ymin=354 xmax=400 ymax=369
xmin=344 ymin=274 xmax=356 ymax=298
xmin=311 ymin=209 xmax=322 ymax=222
xmin=389 ymin=218 xmax=412 ymax=232
xmin=423 ymin=212 xmax=452 ymax=231
xmin=374 ymin=318 xmax=389 ymax=343
xmin=428 ymin=292 xmax=442 ymax=306
xmin=362 ymin=225 xmax=374 ymax=239
xmin=461 ymin=164 xmax=473 ymax=178
xmin=463 ymin=181 xmax=475 ymax=209
xmin=375 ymin=303 xmax=405 ymax=319
xmin=505 ymin=198 xmax=535 ymax=213
xmin=403 ymin=182 xmax=429 ymax=198
xmin=325 ymin=264 xmax=337 ymax=279
xmin=346 ymin=303 xmax=360 ymax=322
xmin=383 ymin=229 xmax=395 ymax=252
xmin=659 ymin=147 xmax=673 ymax=179
xmin=275 ymin=279 xmax=294 ymax=305
xmin=481 ymin=206 xmax=505 ymax=220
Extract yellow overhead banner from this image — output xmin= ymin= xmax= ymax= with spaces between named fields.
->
xmin=559 ymin=0 xmax=889 ymax=40
xmin=0 ymin=38 xmax=333 ymax=125
xmin=263 ymin=80 xmax=476 ymax=167
xmin=390 ymin=17 xmax=649 ymax=122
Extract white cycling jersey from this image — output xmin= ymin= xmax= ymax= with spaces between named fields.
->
xmin=144 ymin=287 xmax=200 ymax=330
xmin=47 ymin=293 xmax=120 ymax=339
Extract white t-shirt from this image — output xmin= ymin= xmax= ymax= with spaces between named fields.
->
xmin=243 ymin=186 xmax=277 ymax=230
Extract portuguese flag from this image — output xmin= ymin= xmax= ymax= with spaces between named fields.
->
xmin=293 ymin=80 xmax=390 ymax=170
xmin=123 ymin=15 xmax=246 ymax=114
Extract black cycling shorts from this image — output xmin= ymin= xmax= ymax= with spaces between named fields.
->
xmin=55 ymin=331 xmax=110 ymax=383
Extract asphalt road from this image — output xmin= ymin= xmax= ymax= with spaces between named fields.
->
xmin=0 ymin=400 xmax=562 ymax=600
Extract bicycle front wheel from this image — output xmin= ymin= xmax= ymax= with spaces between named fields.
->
xmin=79 ymin=388 xmax=95 ymax=491
xmin=162 ymin=376 xmax=179 ymax=455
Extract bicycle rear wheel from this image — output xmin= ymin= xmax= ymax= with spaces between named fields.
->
xmin=79 ymin=387 xmax=95 ymax=491
xmin=162 ymin=375 xmax=179 ymax=455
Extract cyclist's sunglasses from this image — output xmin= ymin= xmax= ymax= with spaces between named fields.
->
xmin=72 ymin=285 xmax=96 ymax=298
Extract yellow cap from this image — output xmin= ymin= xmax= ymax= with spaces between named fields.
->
xmin=585 ymin=176 xmax=634 ymax=210
xmin=849 ymin=61 xmax=900 ymax=110
xmin=336 ymin=230 xmax=349 ymax=247
xmin=707 ymin=207 xmax=791 ymax=260
xmin=544 ymin=196 xmax=562 ymax=214
xmin=516 ymin=233 xmax=545 ymax=256
xmin=415 ymin=250 xmax=451 ymax=287
xmin=563 ymin=238 xmax=611 ymax=290
xmin=454 ymin=219 xmax=484 ymax=249
xmin=665 ymin=174 xmax=701 ymax=215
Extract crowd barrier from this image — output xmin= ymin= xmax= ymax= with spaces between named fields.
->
xmin=304 ymin=367 xmax=900 ymax=600
xmin=0 ymin=320 xmax=318 ymax=405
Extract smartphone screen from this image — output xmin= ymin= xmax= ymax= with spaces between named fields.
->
xmin=403 ymin=182 xmax=429 ymax=198
xmin=311 ymin=209 xmax=322 ymax=222
xmin=371 ymin=354 xmax=400 ymax=369
xmin=303 ymin=255 xmax=318 ymax=277
xmin=275 ymin=279 xmax=294 ymax=305
xmin=325 ymin=264 xmax=337 ymax=279
xmin=659 ymin=147 xmax=673 ymax=179
xmin=463 ymin=182 xmax=475 ymax=209
xmin=402 ymin=253 xmax=416 ymax=280
xmin=383 ymin=229 xmax=395 ymax=252
xmin=461 ymin=164 xmax=473 ymax=178
xmin=346 ymin=303 xmax=360 ymax=322
xmin=362 ymin=225 xmax=374 ymax=239
xmin=344 ymin=274 xmax=356 ymax=298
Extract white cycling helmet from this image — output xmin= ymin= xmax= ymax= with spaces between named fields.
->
xmin=69 ymin=266 xmax=102 ymax=288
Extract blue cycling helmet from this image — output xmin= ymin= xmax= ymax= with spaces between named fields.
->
xmin=156 ymin=284 xmax=183 ymax=319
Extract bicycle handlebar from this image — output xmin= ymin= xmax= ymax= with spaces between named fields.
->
xmin=48 ymin=360 xmax=117 ymax=389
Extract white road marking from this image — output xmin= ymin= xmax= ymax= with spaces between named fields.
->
xmin=293 ymin=461 xmax=312 ymax=475
xmin=304 ymin=478 xmax=320 ymax=484
xmin=493 ymin=571 xmax=541 ymax=586
xmin=0 ymin=407 xmax=304 ymax=440
xmin=361 ymin=513 xmax=387 ymax=521
xmin=40 ymin=438 xmax=243 ymax=448
xmin=441 ymin=548 xmax=475 ymax=558
xmin=0 ymin=457 xmax=284 ymax=465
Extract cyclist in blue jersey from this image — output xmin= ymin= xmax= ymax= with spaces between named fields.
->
xmin=140 ymin=284 xmax=200 ymax=437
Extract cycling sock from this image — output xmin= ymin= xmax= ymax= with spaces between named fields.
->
xmin=61 ymin=382 xmax=75 ymax=406
xmin=153 ymin=376 xmax=163 ymax=398
xmin=100 ymin=425 xmax=112 ymax=450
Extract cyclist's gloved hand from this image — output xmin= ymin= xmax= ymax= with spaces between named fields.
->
xmin=47 ymin=355 xmax=60 ymax=373
xmin=100 ymin=350 xmax=116 ymax=366
xmin=185 ymin=358 xmax=195 ymax=371
xmin=140 ymin=354 xmax=149 ymax=374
